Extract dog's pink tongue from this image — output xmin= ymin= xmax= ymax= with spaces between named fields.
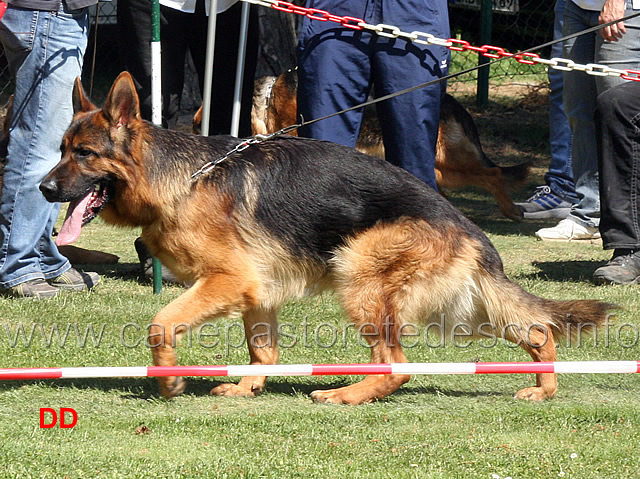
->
xmin=55 ymin=192 xmax=92 ymax=246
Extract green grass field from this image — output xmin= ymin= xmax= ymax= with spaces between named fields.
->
xmin=1 ymin=89 xmax=640 ymax=479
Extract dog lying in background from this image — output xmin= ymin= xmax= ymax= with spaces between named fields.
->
xmin=251 ymin=69 xmax=529 ymax=222
xmin=41 ymin=72 xmax=613 ymax=403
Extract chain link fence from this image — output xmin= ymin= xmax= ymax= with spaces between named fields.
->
xmin=448 ymin=0 xmax=554 ymax=92
xmin=0 ymin=0 xmax=555 ymax=111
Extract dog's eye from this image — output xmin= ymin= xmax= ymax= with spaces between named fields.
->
xmin=74 ymin=147 xmax=95 ymax=160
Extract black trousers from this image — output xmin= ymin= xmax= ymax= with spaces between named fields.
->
xmin=596 ymin=80 xmax=640 ymax=250
xmin=117 ymin=0 xmax=258 ymax=136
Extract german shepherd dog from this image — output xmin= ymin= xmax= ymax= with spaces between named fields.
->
xmin=41 ymin=72 xmax=613 ymax=404
xmin=249 ymin=69 xmax=530 ymax=222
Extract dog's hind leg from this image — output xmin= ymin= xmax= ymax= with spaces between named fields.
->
xmin=436 ymin=166 xmax=523 ymax=222
xmin=148 ymin=274 xmax=259 ymax=398
xmin=310 ymin=306 xmax=411 ymax=405
xmin=310 ymin=224 xmax=433 ymax=405
xmin=211 ymin=306 xmax=279 ymax=397
xmin=511 ymin=326 xmax=558 ymax=401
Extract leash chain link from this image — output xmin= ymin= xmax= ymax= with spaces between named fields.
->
xmin=190 ymin=125 xmax=300 ymax=183
xmin=242 ymin=0 xmax=640 ymax=81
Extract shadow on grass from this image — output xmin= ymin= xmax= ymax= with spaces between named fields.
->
xmin=77 ymin=262 xmax=187 ymax=288
xmin=0 ymin=376 xmax=504 ymax=401
xmin=75 ymin=262 xmax=141 ymax=282
xmin=525 ymin=260 xmax=605 ymax=282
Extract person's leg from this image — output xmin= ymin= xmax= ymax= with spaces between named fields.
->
xmin=117 ymin=0 xmax=153 ymax=120
xmin=592 ymin=82 xmax=640 ymax=284
xmin=518 ymin=0 xmax=577 ymax=220
xmin=561 ymin=2 xmax=600 ymax=230
xmin=160 ymin=5 xmax=191 ymax=129
xmin=597 ymin=82 xmax=640 ymax=249
xmin=535 ymin=2 xmax=601 ymax=241
xmin=0 ymin=6 xmax=90 ymax=292
xmin=372 ymin=0 xmax=449 ymax=190
xmin=546 ymin=0 xmax=576 ymax=204
xmin=560 ymin=0 xmax=640 ymax=230
xmin=296 ymin=1 xmax=372 ymax=148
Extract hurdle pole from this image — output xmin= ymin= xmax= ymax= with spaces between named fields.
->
xmin=1 ymin=361 xmax=639 ymax=380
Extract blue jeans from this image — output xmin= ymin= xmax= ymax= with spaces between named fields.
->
xmin=562 ymin=0 xmax=640 ymax=228
xmin=0 ymin=5 xmax=89 ymax=288
xmin=546 ymin=0 xmax=577 ymax=203
xmin=296 ymin=0 xmax=450 ymax=190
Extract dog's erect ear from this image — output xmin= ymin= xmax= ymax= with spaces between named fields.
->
xmin=103 ymin=71 xmax=141 ymax=129
xmin=72 ymin=77 xmax=97 ymax=114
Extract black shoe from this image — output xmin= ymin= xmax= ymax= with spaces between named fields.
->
xmin=593 ymin=249 xmax=640 ymax=285
xmin=134 ymin=237 xmax=182 ymax=285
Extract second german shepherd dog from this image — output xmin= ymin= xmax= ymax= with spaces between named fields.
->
xmin=41 ymin=72 xmax=613 ymax=404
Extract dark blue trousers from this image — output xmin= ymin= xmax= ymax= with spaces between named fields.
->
xmin=296 ymin=0 xmax=450 ymax=190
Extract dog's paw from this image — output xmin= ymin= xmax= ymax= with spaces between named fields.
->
xmin=310 ymin=389 xmax=344 ymax=404
xmin=513 ymin=386 xmax=554 ymax=401
xmin=310 ymin=388 xmax=373 ymax=405
xmin=158 ymin=377 xmax=186 ymax=398
xmin=505 ymin=205 xmax=524 ymax=222
xmin=210 ymin=383 xmax=258 ymax=398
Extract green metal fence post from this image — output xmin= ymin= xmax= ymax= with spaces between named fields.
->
xmin=151 ymin=0 xmax=163 ymax=294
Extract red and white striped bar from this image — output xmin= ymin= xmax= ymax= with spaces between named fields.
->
xmin=0 ymin=361 xmax=639 ymax=381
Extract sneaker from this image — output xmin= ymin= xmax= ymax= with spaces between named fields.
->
xmin=1 ymin=278 xmax=60 ymax=299
xmin=535 ymin=218 xmax=601 ymax=242
xmin=49 ymin=267 xmax=100 ymax=291
xmin=593 ymin=249 xmax=640 ymax=285
xmin=516 ymin=186 xmax=573 ymax=219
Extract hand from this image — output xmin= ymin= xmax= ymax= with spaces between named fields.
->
xmin=599 ymin=0 xmax=627 ymax=41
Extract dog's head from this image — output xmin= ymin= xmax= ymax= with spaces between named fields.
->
xmin=40 ymin=71 xmax=144 ymax=245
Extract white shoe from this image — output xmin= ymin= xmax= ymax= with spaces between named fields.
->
xmin=535 ymin=218 xmax=601 ymax=242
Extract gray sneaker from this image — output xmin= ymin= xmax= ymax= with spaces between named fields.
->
xmin=2 ymin=278 xmax=60 ymax=299
xmin=50 ymin=267 xmax=100 ymax=291
xmin=593 ymin=250 xmax=640 ymax=285
xmin=516 ymin=186 xmax=573 ymax=219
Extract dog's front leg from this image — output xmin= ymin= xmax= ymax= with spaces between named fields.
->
xmin=211 ymin=307 xmax=279 ymax=397
xmin=148 ymin=274 xmax=259 ymax=398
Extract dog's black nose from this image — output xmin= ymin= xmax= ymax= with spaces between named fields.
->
xmin=39 ymin=179 xmax=60 ymax=201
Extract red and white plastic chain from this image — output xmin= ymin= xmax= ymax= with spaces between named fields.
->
xmin=242 ymin=0 xmax=640 ymax=82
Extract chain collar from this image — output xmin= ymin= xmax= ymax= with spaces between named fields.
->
xmin=190 ymin=124 xmax=300 ymax=184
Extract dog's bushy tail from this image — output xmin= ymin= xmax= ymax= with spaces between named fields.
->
xmin=540 ymin=297 xmax=618 ymax=340
xmin=479 ymin=272 xmax=617 ymax=344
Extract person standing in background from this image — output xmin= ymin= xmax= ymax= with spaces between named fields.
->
xmin=0 ymin=0 xmax=101 ymax=298
xmin=117 ymin=0 xmax=258 ymax=136
xmin=535 ymin=0 xmax=640 ymax=241
xmin=517 ymin=0 xmax=579 ymax=220
xmin=296 ymin=0 xmax=450 ymax=190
